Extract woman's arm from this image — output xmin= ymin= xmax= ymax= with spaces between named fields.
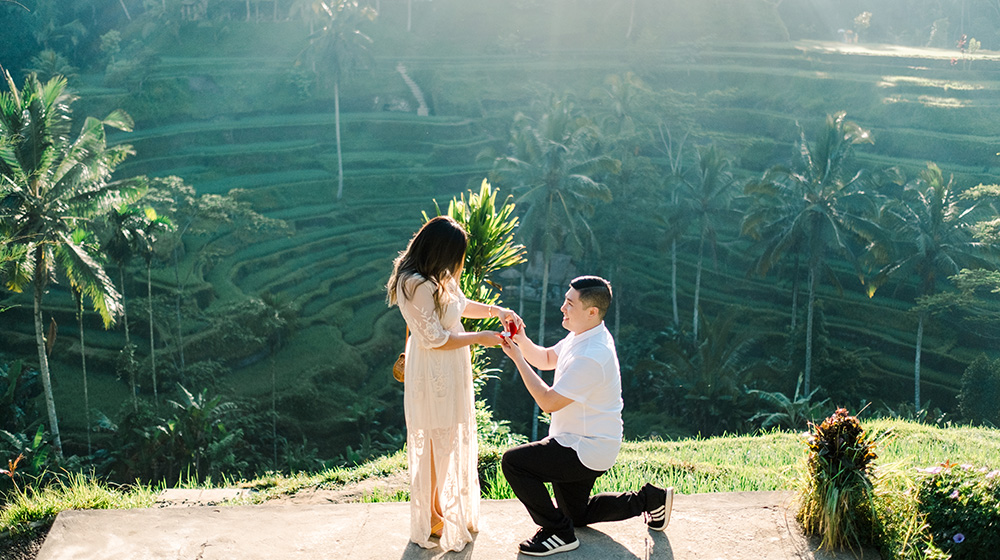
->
xmin=434 ymin=329 xmax=500 ymax=350
xmin=463 ymin=300 xmax=517 ymax=324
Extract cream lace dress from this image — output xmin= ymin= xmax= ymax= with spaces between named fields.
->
xmin=397 ymin=274 xmax=479 ymax=552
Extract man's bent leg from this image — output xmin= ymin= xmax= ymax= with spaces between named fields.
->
xmin=579 ymin=484 xmax=673 ymax=528
xmin=502 ymin=438 xmax=601 ymax=533
xmin=578 ymin=490 xmax=645 ymax=525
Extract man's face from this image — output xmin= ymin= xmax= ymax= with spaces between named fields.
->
xmin=560 ymin=287 xmax=595 ymax=334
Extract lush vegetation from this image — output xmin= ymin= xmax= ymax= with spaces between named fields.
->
xmin=2 ymin=4 xmax=1000 ymax=558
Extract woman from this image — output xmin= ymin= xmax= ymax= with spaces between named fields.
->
xmin=386 ymin=215 xmax=518 ymax=552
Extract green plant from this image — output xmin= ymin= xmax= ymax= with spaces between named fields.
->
xmin=916 ymin=462 xmax=1000 ymax=559
xmin=0 ymin=69 xmax=144 ymax=459
xmin=427 ymin=178 xmax=527 ymax=389
xmin=958 ymin=355 xmax=1000 ymax=426
xmin=742 ymin=111 xmax=879 ymax=396
xmin=749 ymin=374 xmax=830 ymax=430
xmin=0 ymin=360 xmax=41 ymax=433
xmin=797 ymin=408 xmax=887 ymax=550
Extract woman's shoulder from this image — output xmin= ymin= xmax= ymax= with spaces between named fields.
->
xmin=399 ymin=272 xmax=435 ymax=294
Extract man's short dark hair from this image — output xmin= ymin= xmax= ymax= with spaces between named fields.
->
xmin=570 ymin=275 xmax=612 ymax=320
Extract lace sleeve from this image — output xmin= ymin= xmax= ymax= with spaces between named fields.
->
xmin=399 ymin=277 xmax=451 ymax=349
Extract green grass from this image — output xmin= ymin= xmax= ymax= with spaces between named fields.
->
xmin=0 ymin=473 xmax=157 ymax=536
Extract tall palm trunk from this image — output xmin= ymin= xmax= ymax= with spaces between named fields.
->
xmin=531 ymin=255 xmax=550 ymax=441
xmin=33 ymin=255 xmax=63 ymax=460
xmin=76 ymin=293 xmax=92 ymax=457
xmin=693 ymin=230 xmax=706 ymax=340
xmin=671 ymin=239 xmax=679 ymax=327
xmin=790 ymin=253 xmax=800 ymax=332
xmin=625 ymin=0 xmax=636 ymax=39
xmin=335 ymin=79 xmax=344 ymax=200
xmin=148 ymin=261 xmax=158 ymax=402
xmin=173 ymin=247 xmax=186 ymax=378
xmin=613 ymin=270 xmax=620 ymax=339
xmin=118 ymin=0 xmax=131 ymax=20
xmin=120 ymin=267 xmax=130 ymax=345
xmin=804 ymin=264 xmax=817 ymax=395
xmin=120 ymin=266 xmax=138 ymax=408
xmin=914 ymin=312 xmax=924 ymax=411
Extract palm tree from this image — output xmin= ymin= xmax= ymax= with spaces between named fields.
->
xmin=299 ymin=0 xmax=377 ymax=200
xmin=102 ymin=204 xmax=144 ymax=347
xmin=742 ymin=112 xmax=881 ymax=395
xmin=491 ymin=92 xmax=619 ymax=439
xmin=0 ymin=71 xmax=141 ymax=459
xmin=870 ymin=162 xmax=992 ymax=410
xmin=592 ymin=73 xmax=659 ymax=336
xmin=138 ymin=207 xmax=173 ymax=403
xmin=679 ymin=144 xmax=736 ymax=340
xmin=655 ymin=123 xmax=692 ymax=328
xmin=101 ymin=203 xmax=172 ymax=403
xmin=654 ymin=310 xmax=768 ymax=435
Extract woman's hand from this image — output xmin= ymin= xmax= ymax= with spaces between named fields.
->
xmin=477 ymin=331 xmax=502 ymax=348
xmin=497 ymin=308 xmax=525 ymax=335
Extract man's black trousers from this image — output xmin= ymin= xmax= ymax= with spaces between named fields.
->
xmin=501 ymin=437 xmax=648 ymax=534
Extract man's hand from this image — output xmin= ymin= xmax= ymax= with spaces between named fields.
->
xmin=499 ymin=333 xmax=523 ymax=360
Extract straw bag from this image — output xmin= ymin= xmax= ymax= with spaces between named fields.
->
xmin=393 ymin=327 xmax=408 ymax=382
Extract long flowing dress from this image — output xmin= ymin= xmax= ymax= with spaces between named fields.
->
xmin=397 ymin=274 xmax=479 ymax=552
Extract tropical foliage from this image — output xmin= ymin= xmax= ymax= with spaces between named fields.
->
xmin=743 ymin=112 xmax=881 ymax=395
xmin=0 ymin=70 xmax=143 ymax=459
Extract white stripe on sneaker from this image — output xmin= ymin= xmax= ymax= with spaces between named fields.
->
xmin=544 ymin=535 xmax=565 ymax=550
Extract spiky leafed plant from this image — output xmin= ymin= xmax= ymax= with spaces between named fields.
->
xmin=655 ymin=310 xmax=767 ymax=435
xmin=427 ymin=179 xmax=527 ymax=385
xmin=742 ymin=112 xmax=883 ymax=395
xmin=0 ymin=70 xmax=143 ymax=459
xmin=798 ymin=408 xmax=887 ymax=551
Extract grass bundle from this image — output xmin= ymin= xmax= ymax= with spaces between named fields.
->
xmin=797 ymin=408 xmax=887 ymax=550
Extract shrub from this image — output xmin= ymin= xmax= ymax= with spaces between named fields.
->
xmin=958 ymin=355 xmax=1000 ymax=426
xmin=916 ymin=463 xmax=1000 ymax=560
xmin=797 ymin=408 xmax=886 ymax=550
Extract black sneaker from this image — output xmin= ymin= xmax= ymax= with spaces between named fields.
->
xmin=642 ymin=484 xmax=674 ymax=531
xmin=518 ymin=527 xmax=579 ymax=556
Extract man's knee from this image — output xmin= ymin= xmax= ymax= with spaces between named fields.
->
xmin=501 ymin=443 xmax=528 ymax=475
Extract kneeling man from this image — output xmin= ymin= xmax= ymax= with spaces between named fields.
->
xmin=499 ymin=275 xmax=673 ymax=557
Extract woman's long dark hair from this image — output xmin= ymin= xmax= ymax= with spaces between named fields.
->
xmin=386 ymin=215 xmax=468 ymax=310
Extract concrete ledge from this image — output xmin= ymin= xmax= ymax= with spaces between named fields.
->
xmin=36 ymin=492 xmax=880 ymax=560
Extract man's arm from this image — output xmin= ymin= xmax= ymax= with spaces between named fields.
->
xmin=512 ymin=331 xmax=558 ymax=371
xmin=500 ymin=338 xmax=573 ymax=413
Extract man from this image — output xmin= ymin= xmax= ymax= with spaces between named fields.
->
xmin=498 ymin=275 xmax=674 ymax=557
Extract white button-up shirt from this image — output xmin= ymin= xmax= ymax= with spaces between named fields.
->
xmin=549 ymin=322 xmax=624 ymax=471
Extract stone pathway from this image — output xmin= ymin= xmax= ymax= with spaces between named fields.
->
xmin=36 ymin=492 xmax=881 ymax=560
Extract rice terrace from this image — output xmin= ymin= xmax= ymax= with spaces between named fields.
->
xmin=1 ymin=1 xmax=1000 ymax=558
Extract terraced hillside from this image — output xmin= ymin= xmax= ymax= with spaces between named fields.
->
xmin=4 ymin=32 xmax=1000 ymax=456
